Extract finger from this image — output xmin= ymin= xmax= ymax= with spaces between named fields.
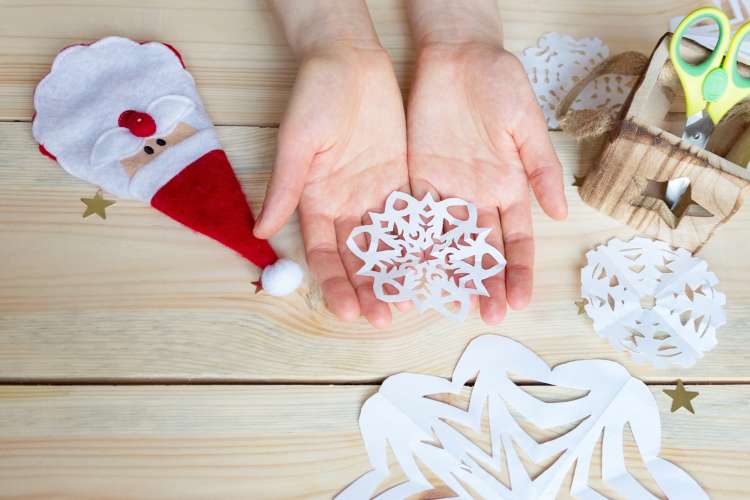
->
xmin=409 ymin=175 xmax=440 ymax=201
xmin=476 ymin=207 xmax=507 ymax=324
xmin=499 ymin=191 xmax=535 ymax=311
xmin=299 ymin=210 xmax=359 ymax=321
xmin=512 ymin=97 xmax=568 ymax=220
xmin=394 ymin=299 xmax=414 ymax=312
xmin=383 ymin=282 xmax=413 ymax=312
xmin=336 ymin=216 xmax=393 ymax=329
xmin=254 ymin=130 xmax=315 ymax=239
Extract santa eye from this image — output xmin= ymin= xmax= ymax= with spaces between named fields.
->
xmin=156 ymin=139 xmax=166 ymax=146
xmin=144 ymin=146 xmax=154 ymax=155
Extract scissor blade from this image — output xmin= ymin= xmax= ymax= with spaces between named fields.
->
xmin=682 ymin=112 xmax=714 ymax=149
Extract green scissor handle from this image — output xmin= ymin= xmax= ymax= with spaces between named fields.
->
xmin=670 ymin=7 xmax=731 ymax=118
xmin=708 ymin=21 xmax=750 ymax=122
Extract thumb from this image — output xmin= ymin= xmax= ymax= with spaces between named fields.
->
xmin=253 ymin=129 xmax=314 ymax=239
xmin=513 ymin=96 xmax=568 ymax=221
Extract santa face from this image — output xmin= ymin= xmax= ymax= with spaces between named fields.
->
xmin=120 ymin=122 xmax=197 ymax=177
xmin=32 ymin=37 xmax=303 ymax=296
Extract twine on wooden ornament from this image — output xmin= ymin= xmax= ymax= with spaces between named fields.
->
xmin=556 ymin=51 xmax=649 ymax=140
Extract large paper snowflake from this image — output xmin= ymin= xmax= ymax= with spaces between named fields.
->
xmin=581 ymin=237 xmax=726 ymax=368
xmin=520 ymin=32 xmax=637 ymax=128
xmin=346 ymin=192 xmax=506 ymax=321
xmin=338 ymin=335 xmax=707 ymax=499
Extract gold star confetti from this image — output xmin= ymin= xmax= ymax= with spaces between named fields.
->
xmin=81 ymin=190 xmax=115 ymax=219
xmin=252 ymin=279 xmax=264 ymax=294
xmin=573 ymin=175 xmax=586 ymax=187
xmin=663 ymin=380 xmax=699 ymax=414
xmin=575 ymin=298 xmax=589 ymax=315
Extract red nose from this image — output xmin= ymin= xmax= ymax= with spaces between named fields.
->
xmin=118 ymin=110 xmax=156 ymax=138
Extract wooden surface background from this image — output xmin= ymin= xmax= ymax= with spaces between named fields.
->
xmin=1 ymin=0 xmax=748 ymax=498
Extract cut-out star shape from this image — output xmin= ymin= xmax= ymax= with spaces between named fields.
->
xmin=663 ymin=379 xmax=699 ymax=414
xmin=81 ymin=190 xmax=115 ymax=219
xmin=640 ymin=178 xmax=712 ymax=220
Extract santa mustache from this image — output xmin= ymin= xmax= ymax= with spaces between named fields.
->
xmin=90 ymin=94 xmax=195 ymax=167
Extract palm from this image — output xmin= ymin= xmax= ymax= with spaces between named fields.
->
xmin=297 ymin=50 xmax=406 ymax=222
xmin=407 ymin=44 xmax=566 ymax=323
xmin=258 ymin=47 xmax=409 ymax=327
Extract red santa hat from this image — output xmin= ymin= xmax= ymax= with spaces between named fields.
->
xmin=32 ymin=37 xmax=302 ymax=296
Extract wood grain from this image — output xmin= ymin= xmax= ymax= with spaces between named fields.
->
xmin=1 ymin=122 xmax=749 ymax=383
xmin=580 ymin=36 xmax=750 ymax=252
xmin=0 ymin=384 xmax=746 ymax=499
xmin=1 ymin=2 xmax=747 ymax=498
xmin=0 ymin=0 xmax=706 ymax=125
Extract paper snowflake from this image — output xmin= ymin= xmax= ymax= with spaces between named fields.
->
xmin=346 ymin=192 xmax=506 ymax=321
xmin=338 ymin=335 xmax=707 ymax=499
xmin=581 ymin=237 xmax=726 ymax=368
xmin=520 ymin=32 xmax=636 ymax=128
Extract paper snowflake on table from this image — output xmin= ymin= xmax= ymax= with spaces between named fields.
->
xmin=347 ymin=192 xmax=506 ymax=321
xmin=581 ymin=237 xmax=726 ymax=368
xmin=520 ymin=32 xmax=637 ymax=128
xmin=338 ymin=335 xmax=707 ymax=499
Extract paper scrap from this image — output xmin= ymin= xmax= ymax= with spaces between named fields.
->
xmin=338 ymin=335 xmax=707 ymax=499
xmin=520 ymin=32 xmax=637 ymax=128
xmin=347 ymin=192 xmax=506 ymax=321
xmin=581 ymin=237 xmax=726 ymax=369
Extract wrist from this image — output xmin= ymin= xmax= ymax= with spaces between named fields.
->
xmin=272 ymin=0 xmax=383 ymax=59
xmin=407 ymin=0 xmax=503 ymax=51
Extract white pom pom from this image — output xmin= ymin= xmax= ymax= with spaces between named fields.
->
xmin=261 ymin=258 xmax=304 ymax=297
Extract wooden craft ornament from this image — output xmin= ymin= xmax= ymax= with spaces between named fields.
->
xmin=570 ymin=34 xmax=750 ymax=252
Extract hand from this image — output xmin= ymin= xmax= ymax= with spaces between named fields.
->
xmin=254 ymin=43 xmax=409 ymax=328
xmin=406 ymin=41 xmax=567 ymax=324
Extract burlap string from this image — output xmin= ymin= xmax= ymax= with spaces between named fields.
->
xmin=556 ymin=51 xmax=649 ymax=140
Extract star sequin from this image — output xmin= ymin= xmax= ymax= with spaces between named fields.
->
xmin=575 ymin=298 xmax=589 ymax=315
xmin=663 ymin=380 xmax=699 ymax=414
xmin=81 ymin=190 xmax=115 ymax=219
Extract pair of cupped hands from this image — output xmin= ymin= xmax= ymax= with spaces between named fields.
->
xmin=253 ymin=2 xmax=568 ymax=328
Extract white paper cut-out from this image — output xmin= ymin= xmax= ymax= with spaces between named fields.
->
xmin=520 ymin=33 xmax=637 ymax=129
xmin=347 ymin=192 xmax=506 ymax=321
xmin=581 ymin=237 xmax=726 ymax=369
xmin=670 ymin=1 xmax=750 ymax=61
xmin=337 ymin=335 xmax=707 ymax=499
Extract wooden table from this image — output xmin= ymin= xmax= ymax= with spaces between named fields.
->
xmin=1 ymin=1 xmax=747 ymax=498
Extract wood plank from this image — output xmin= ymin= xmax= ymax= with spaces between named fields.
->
xmin=1 ymin=122 xmax=749 ymax=383
xmin=0 ymin=0 xmax=705 ymax=125
xmin=0 ymin=384 xmax=746 ymax=499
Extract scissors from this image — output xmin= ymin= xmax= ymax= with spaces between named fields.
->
xmin=670 ymin=6 xmax=750 ymax=149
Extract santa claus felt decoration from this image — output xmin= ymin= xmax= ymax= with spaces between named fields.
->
xmin=32 ymin=37 xmax=303 ymax=296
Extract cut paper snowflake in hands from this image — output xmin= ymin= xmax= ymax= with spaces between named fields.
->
xmin=337 ymin=335 xmax=707 ymax=500
xmin=346 ymin=192 xmax=506 ymax=321
xmin=581 ymin=237 xmax=726 ymax=368
xmin=520 ymin=33 xmax=637 ymax=128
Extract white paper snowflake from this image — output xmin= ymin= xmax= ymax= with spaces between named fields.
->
xmin=581 ymin=237 xmax=726 ymax=368
xmin=520 ymin=32 xmax=636 ymax=128
xmin=338 ymin=335 xmax=707 ymax=499
xmin=346 ymin=192 xmax=506 ymax=321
